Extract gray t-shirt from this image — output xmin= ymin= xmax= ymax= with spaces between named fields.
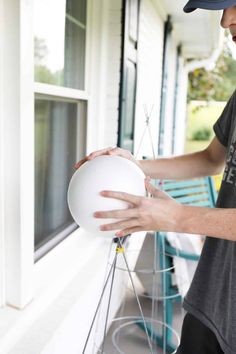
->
xmin=183 ymin=90 xmax=236 ymax=354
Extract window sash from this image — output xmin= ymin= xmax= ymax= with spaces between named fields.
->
xmin=0 ymin=0 xmax=90 ymax=309
xmin=33 ymin=0 xmax=89 ymax=258
xmin=34 ymin=0 xmax=87 ymax=90
xmin=34 ymin=95 xmax=87 ymax=259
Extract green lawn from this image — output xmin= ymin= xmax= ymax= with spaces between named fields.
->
xmin=186 ymin=101 xmax=226 ymax=141
xmin=184 ymin=101 xmax=226 ymax=191
xmin=185 ymin=139 xmax=209 ymax=153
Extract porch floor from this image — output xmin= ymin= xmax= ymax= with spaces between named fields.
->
xmin=102 ymin=293 xmax=184 ymax=354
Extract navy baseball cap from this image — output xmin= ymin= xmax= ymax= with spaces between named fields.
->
xmin=184 ymin=0 xmax=236 ymax=13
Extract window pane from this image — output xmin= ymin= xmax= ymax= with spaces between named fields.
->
xmin=34 ymin=0 xmax=86 ymax=90
xmin=35 ymin=99 xmax=86 ymax=251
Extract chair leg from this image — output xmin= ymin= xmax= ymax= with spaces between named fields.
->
xmin=136 ymin=320 xmax=177 ymax=353
xmin=135 ymin=232 xmax=178 ymax=353
xmin=159 ymin=232 xmax=176 ymax=350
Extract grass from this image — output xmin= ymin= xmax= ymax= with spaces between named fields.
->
xmin=186 ymin=101 xmax=226 ymax=141
xmin=184 ymin=101 xmax=226 ymax=191
xmin=185 ymin=139 xmax=209 ymax=153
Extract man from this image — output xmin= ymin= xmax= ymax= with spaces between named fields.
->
xmin=76 ymin=1 xmax=236 ymax=353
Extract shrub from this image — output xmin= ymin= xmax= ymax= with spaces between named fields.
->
xmin=192 ymin=127 xmax=212 ymax=141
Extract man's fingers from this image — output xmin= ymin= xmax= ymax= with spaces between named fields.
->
xmin=145 ymin=178 xmax=161 ymax=197
xmin=94 ymin=208 xmax=136 ymax=219
xmin=74 ymin=147 xmax=136 ymax=170
xmin=100 ymin=218 xmax=138 ymax=231
xmin=74 ymin=157 xmax=88 ymax=169
xmin=100 ymin=190 xmax=140 ymax=205
xmin=87 ymin=147 xmax=115 ymax=159
xmin=115 ymin=226 xmax=143 ymax=237
xmin=74 ymin=147 xmax=116 ymax=169
xmin=145 ymin=178 xmax=170 ymax=200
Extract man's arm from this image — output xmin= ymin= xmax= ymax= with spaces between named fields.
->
xmin=176 ymin=205 xmax=236 ymax=241
xmin=139 ymin=136 xmax=227 ymax=179
xmin=97 ymin=179 xmax=236 ymax=241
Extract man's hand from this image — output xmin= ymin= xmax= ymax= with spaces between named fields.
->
xmin=74 ymin=147 xmax=142 ymax=170
xmin=94 ymin=177 xmax=183 ymax=237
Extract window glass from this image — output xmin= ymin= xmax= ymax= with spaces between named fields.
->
xmin=35 ymin=99 xmax=86 ymax=251
xmin=34 ymin=0 xmax=86 ymax=89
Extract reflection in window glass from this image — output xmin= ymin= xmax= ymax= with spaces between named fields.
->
xmin=35 ymin=99 xmax=86 ymax=251
xmin=34 ymin=0 xmax=86 ymax=89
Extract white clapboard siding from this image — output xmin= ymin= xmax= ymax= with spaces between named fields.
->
xmin=134 ymin=0 xmax=165 ymax=159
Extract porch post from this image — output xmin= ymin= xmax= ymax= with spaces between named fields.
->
xmin=1 ymin=0 xmax=34 ymax=309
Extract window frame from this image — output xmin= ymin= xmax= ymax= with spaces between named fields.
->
xmin=0 ymin=0 xmax=35 ymax=309
xmin=33 ymin=0 xmax=89 ymax=258
xmin=34 ymin=93 xmax=87 ymax=260
xmin=0 ymin=0 xmax=98 ymax=310
xmin=0 ymin=0 xmax=5 ymax=308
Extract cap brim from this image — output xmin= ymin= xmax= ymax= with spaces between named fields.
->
xmin=184 ymin=0 xmax=236 ymax=13
xmin=183 ymin=6 xmax=196 ymax=12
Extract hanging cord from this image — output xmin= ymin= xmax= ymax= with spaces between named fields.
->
xmin=134 ymin=104 xmax=154 ymax=160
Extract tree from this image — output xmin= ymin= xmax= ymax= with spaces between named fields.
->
xmin=188 ymin=34 xmax=236 ymax=102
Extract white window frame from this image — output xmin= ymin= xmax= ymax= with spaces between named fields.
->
xmin=0 ymin=0 xmax=93 ymax=309
xmin=33 ymin=0 xmax=92 ymax=287
xmin=0 ymin=0 xmax=35 ymax=310
xmin=0 ymin=0 xmax=5 ymax=308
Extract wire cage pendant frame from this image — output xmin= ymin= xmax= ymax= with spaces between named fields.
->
xmin=82 ymin=105 xmax=182 ymax=353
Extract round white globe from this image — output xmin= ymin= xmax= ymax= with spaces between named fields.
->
xmin=67 ymin=155 xmax=146 ymax=238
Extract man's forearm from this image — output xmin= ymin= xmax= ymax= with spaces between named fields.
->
xmin=139 ymin=150 xmax=223 ymax=180
xmin=175 ymin=205 xmax=236 ymax=241
xmin=138 ymin=137 xmax=226 ymax=180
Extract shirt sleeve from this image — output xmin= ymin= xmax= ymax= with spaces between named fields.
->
xmin=213 ymin=90 xmax=236 ymax=147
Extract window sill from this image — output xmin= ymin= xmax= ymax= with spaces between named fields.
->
xmin=0 ymin=228 xmax=114 ymax=352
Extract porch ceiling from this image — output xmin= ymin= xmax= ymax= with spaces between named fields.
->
xmin=161 ymin=0 xmax=223 ymax=60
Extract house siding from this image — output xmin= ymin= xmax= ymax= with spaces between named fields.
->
xmin=134 ymin=0 xmax=164 ymax=159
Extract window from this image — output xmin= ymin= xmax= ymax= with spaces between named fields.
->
xmin=34 ymin=0 xmax=87 ymax=260
xmin=34 ymin=0 xmax=86 ymax=90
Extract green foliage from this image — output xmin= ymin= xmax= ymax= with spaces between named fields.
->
xmin=192 ymin=127 xmax=212 ymax=140
xmin=34 ymin=36 xmax=64 ymax=85
xmin=188 ymin=34 xmax=236 ymax=102
xmin=186 ymin=101 xmax=226 ymax=140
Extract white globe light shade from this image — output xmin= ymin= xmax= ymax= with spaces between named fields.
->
xmin=67 ymin=155 xmax=146 ymax=238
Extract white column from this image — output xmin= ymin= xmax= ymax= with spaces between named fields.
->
xmin=0 ymin=0 xmax=6 ymax=308
xmin=1 ymin=0 xmax=34 ymax=309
